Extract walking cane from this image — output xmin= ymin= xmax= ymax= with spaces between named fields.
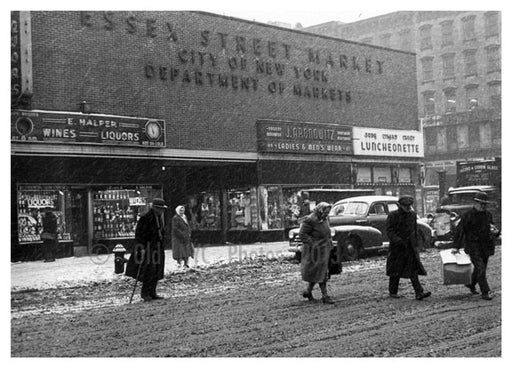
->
xmin=129 ymin=244 xmax=147 ymax=304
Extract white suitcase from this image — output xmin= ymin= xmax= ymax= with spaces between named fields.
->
xmin=439 ymin=249 xmax=474 ymax=285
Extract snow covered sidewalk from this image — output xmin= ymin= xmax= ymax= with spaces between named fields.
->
xmin=11 ymin=242 xmax=290 ymax=291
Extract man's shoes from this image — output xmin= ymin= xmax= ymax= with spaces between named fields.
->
xmin=151 ymin=294 xmax=165 ymax=300
xmin=465 ymin=285 xmax=479 ymax=295
xmin=141 ymin=295 xmax=153 ymax=302
xmin=322 ymin=295 xmax=335 ymax=304
xmin=415 ymin=291 xmax=432 ymax=300
xmin=302 ymin=291 xmax=314 ymax=301
xmin=389 ymin=293 xmax=403 ymax=299
xmin=481 ymin=294 xmax=493 ymax=301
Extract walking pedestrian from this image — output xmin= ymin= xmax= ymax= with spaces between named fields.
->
xmin=41 ymin=208 xmax=58 ymax=262
xmin=171 ymin=205 xmax=194 ymax=268
xmin=125 ymin=198 xmax=167 ymax=302
xmin=299 ymin=202 xmax=335 ymax=304
xmin=386 ymin=195 xmax=431 ymax=300
xmin=453 ymin=192 xmax=498 ymax=300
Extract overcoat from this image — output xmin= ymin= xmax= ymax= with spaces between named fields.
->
xmin=454 ymin=208 xmax=495 ymax=257
xmin=299 ymin=211 xmax=333 ymax=283
xmin=125 ymin=209 xmax=165 ymax=281
xmin=385 ymin=207 xmax=427 ymax=278
xmin=171 ymin=214 xmax=194 ymax=260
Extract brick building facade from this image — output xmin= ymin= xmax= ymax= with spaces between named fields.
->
xmin=11 ymin=11 xmax=422 ymax=259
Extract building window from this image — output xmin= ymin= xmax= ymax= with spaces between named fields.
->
xmin=447 ymin=125 xmax=457 ymax=151
xmin=423 ymin=91 xmax=436 ymax=116
xmin=421 ymin=57 xmax=434 ymax=81
xmin=442 ymin=53 xmax=455 ymax=79
xmin=479 ymin=123 xmax=492 ymax=148
xmin=465 ymin=85 xmax=479 ymax=110
xmin=361 ymin=37 xmax=373 ymax=44
xmin=468 ymin=124 xmax=480 ymax=148
xmin=399 ymin=29 xmax=412 ymax=51
xmin=462 ymin=15 xmax=476 ymax=41
xmin=419 ymin=24 xmax=433 ymax=50
xmin=457 ymin=125 xmax=469 ymax=149
xmin=380 ymin=33 xmax=392 ymax=48
xmin=488 ymin=82 xmax=501 ymax=110
xmin=484 ymin=12 xmax=499 ymax=38
xmin=492 ymin=121 xmax=501 ymax=146
xmin=425 ymin=128 xmax=437 ymax=154
xmin=441 ymin=20 xmax=454 ymax=47
xmin=486 ymin=46 xmax=501 ymax=73
xmin=463 ymin=49 xmax=478 ymax=76
xmin=443 ymin=88 xmax=457 ymax=114
xmin=436 ymin=128 xmax=447 ymax=152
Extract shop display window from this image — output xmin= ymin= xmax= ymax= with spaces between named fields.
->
xmin=186 ymin=192 xmax=221 ymax=230
xmin=92 ymin=186 xmax=161 ymax=240
xmin=17 ymin=186 xmax=72 ymax=243
xmin=228 ymin=188 xmax=258 ymax=230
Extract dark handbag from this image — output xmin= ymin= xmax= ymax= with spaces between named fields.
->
xmin=328 ymin=246 xmax=342 ymax=275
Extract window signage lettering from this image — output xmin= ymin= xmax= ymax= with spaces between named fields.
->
xmin=256 ymin=120 xmax=352 ymax=155
xmin=11 ymin=109 xmax=165 ymax=148
xmin=80 ymin=12 xmax=389 ymax=107
xmin=352 ymin=127 xmax=424 ymax=158
xmin=11 ymin=11 xmax=22 ymax=101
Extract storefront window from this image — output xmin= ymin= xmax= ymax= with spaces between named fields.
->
xmin=92 ymin=186 xmax=161 ymax=240
xmin=17 ymin=186 xmax=72 ymax=243
xmin=186 ymin=192 xmax=221 ymax=230
xmin=373 ymin=167 xmax=391 ymax=183
xmin=228 ymin=188 xmax=258 ymax=231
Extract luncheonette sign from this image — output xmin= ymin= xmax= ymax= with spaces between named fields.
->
xmin=11 ymin=109 xmax=165 ymax=147
xmin=352 ymin=127 xmax=424 ymax=158
xmin=256 ymin=120 xmax=352 ymax=155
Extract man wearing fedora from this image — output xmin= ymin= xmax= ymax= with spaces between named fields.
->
xmin=453 ymin=192 xmax=498 ymax=300
xmin=386 ymin=195 xmax=431 ymax=300
xmin=126 ymin=198 xmax=168 ymax=301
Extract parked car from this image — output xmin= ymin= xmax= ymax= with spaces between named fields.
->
xmin=289 ymin=195 xmax=433 ymax=261
xmin=428 ymin=185 xmax=501 ymax=249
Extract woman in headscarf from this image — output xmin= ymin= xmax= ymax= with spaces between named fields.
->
xmin=299 ymin=202 xmax=335 ymax=304
xmin=171 ymin=205 xmax=194 ymax=268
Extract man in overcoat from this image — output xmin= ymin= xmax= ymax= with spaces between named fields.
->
xmin=453 ymin=192 xmax=498 ymax=300
xmin=386 ymin=195 xmax=431 ymax=300
xmin=125 ymin=198 xmax=167 ymax=302
xmin=299 ymin=202 xmax=335 ymax=304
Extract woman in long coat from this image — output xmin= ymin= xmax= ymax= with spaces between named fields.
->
xmin=386 ymin=195 xmax=430 ymax=300
xmin=171 ymin=205 xmax=194 ymax=268
xmin=299 ymin=202 xmax=334 ymax=304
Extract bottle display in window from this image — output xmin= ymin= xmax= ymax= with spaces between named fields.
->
xmin=92 ymin=187 xmax=159 ymax=239
xmin=17 ymin=187 xmax=71 ymax=243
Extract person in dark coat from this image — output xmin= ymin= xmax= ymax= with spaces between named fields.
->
xmin=299 ymin=202 xmax=335 ymax=304
xmin=386 ymin=195 xmax=431 ymax=300
xmin=42 ymin=208 xmax=58 ymax=262
xmin=453 ymin=192 xmax=498 ymax=300
xmin=125 ymin=198 xmax=167 ymax=302
xmin=171 ymin=205 xmax=194 ymax=268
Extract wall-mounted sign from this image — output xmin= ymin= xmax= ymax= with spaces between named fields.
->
xmin=352 ymin=127 xmax=424 ymax=158
xmin=256 ymin=120 xmax=352 ymax=155
xmin=11 ymin=109 xmax=165 ymax=147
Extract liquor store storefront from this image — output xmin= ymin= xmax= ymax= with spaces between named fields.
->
xmin=11 ymin=109 xmax=167 ymax=261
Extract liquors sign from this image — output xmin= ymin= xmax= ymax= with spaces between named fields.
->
xmin=11 ymin=109 xmax=166 ymax=147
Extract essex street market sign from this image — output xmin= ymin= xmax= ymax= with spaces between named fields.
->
xmin=256 ymin=120 xmax=352 ymax=155
xmin=11 ymin=109 xmax=165 ymax=148
xmin=352 ymin=127 xmax=424 ymax=158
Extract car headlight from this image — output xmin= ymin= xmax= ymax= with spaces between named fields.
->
xmin=288 ymin=230 xmax=296 ymax=239
xmin=330 ymin=228 xmax=336 ymax=237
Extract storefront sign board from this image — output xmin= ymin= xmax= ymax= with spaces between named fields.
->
xmin=11 ymin=109 xmax=165 ymax=147
xmin=352 ymin=127 xmax=424 ymax=158
xmin=256 ymin=120 xmax=352 ymax=155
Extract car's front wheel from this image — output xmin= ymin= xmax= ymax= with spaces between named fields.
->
xmin=340 ymin=236 xmax=363 ymax=261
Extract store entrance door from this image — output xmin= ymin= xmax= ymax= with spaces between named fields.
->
xmin=70 ymin=188 xmax=89 ymax=253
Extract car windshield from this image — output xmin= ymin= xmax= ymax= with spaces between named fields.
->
xmin=330 ymin=202 xmax=369 ymax=216
xmin=448 ymin=191 xmax=496 ymax=205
